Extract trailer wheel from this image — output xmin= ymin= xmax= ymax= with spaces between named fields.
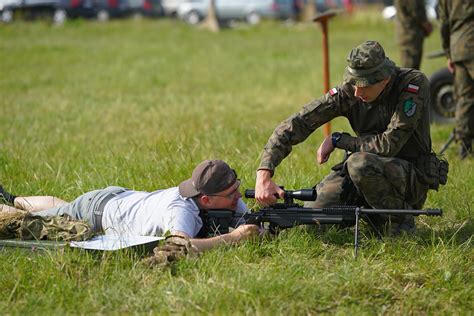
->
xmin=429 ymin=67 xmax=455 ymax=124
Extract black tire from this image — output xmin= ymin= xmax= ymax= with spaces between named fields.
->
xmin=1 ymin=9 xmax=14 ymax=23
xmin=246 ymin=11 xmax=260 ymax=25
xmin=53 ymin=9 xmax=67 ymax=25
xmin=97 ymin=9 xmax=109 ymax=22
xmin=429 ymin=67 xmax=455 ymax=124
xmin=185 ymin=10 xmax=200 ymax=25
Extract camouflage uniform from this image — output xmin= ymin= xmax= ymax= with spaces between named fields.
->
xmin=258 ymin=41 xmax=439 ymax=232
xmin=394 ymin=0 xmax=430 ymax=69
xmin=437 ymin=0 xmax=474 ymax=157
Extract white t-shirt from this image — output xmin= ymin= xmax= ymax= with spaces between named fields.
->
xmin=101 ymin=187 xmax=248 ymax=237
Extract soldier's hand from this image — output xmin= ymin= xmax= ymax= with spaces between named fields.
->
xmin=422 ymin=21 xmax=432 ymax=36
xmin=255 ymin=170 xmax=284 ymax=206
xmin=447 ymin=59 xmax=455 ymax=74
xmin=317 ymin=135 xmax=334 ymax=164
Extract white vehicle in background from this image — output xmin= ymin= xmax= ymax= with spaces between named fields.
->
xmin=162 ymin=0 xmax=186 ymax=15
xmin=0 ymin=0 xmax=21 ymax=22
xmin=177 ymin=0 xmax=292 ymax=25
xmin=1 ymin=0 xmax=60 ymax=23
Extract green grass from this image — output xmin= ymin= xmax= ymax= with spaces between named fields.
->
xmin=1 ymin=11 xmax=473 ymax=314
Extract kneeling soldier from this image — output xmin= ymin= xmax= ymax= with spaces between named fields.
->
xmin=255 ymin=41 xmax=448 ymax=234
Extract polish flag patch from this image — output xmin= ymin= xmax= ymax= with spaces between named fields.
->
xmin=406 ymin=84 xmax=420 ymax=94
xmin=329 ymin=87 xmax=338 ymax=96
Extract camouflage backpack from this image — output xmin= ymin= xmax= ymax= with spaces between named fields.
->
xmin=0 ymin=211 xmax=93 ymax=241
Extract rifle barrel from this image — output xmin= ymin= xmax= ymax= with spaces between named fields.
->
xmin=361 ymin=208 xmax=442 ymax=216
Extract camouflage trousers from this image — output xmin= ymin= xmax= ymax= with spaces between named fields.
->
xmin=305 ymin=152 xmax=429 ymax=228
xmin=454 ymin=58 xmax=474 ymax=142
xmin=398 ymin=33 xmax=425 ymax=70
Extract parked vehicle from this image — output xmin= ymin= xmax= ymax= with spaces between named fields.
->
xmin=53 ymin=0 xmax=161 ymax=23
xmin=273 ymin=0 xmax=294 ymax=19
xmin=1 ymin=0 xmax=59 ymax=23
xmin=161 ymin=0 xmax=185 ymax=16
xmin=128 ymin=0 xmax=163 ymax=18
xmin=0 ymin=0 xmax=20 ymax=22
xmin=177 ymin=0 xmax=294 ymax=25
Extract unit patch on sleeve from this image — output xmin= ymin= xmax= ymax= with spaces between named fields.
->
xmin=403 ymin=97 xmax=417 ymax=117
xmin=406 ymin=84 xmax=420 ymax=94
xmin=329 ymin=87 xmax=338 ymax=96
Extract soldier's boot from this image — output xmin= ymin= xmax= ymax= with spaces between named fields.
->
xmin=459 ymin=139 xmax=472 ymax=160
xmin=364 ymin=214 xmax=416 ymax=236
xmin=0 ymin=185 xmax=17 ymax=206
xmin=389 ymin=214 xmax=416 ymax=236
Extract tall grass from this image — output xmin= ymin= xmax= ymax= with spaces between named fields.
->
xmin=0 ymin=12 xmax=472 ymax=314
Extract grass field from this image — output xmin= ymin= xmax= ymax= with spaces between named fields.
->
xmin=1 ymin=11 xmax=473 ymax=314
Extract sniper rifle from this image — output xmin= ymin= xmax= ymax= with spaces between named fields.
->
xmin=199 ymin=188 xmax=443 ymax=257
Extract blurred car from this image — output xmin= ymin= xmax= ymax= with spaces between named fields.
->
xmin=177 ymin=0 xmax=294 ymax=25
xmin=1 ymin=0 xmax=59 ymax=22
xmin=0 ymin=0 xmax=20 ymax=22
xmin=53 ymin=0 xmax=162 ymax=23
xmin=161 ymin=0 xmax=185 ymax=15
xmin=128 ymin=0 xmax=163 ymax=17
xmin=305 ymin=0 xmax=346 ymax=13
xmin=273 ymin=0 xmax=295 ymax=19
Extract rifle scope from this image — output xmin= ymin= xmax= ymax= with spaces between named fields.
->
xmin=245 ymin=189 xmax=316 ymax=201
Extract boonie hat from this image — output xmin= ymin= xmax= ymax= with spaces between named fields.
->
xmin=343 ymin=40 xmax=396 ymax=87
xmin=179 ymin=160 xmax=237 ymax=198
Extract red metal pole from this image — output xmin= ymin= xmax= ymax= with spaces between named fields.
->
xmin=313 ymin=10 xmax=339 ymax=137
xmin=321 ymin=18 xmax=331 ymax=136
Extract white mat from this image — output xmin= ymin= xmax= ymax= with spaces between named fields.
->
xmin=70 ymin=235 xmax=164 ymax=251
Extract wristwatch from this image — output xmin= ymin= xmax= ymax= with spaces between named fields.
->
xmin=331 ymin=132 xmax=343 ymax=147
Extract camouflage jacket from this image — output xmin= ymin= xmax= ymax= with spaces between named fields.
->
xmin=258 ymin=68 xmax=432 ymax=172
xmin=436 ymin=0 xmax=474 ymax=62
xmin=394 ymin=0 xmax=429 ymax=39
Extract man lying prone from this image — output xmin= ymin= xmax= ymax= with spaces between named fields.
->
xmin=0 ymin=160 xmax=259 ymax=252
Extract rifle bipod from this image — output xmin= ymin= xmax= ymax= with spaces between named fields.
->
xmin=439 ymin=131 xmax=455 ymax=155
xmin=354 ymin=207 xmax=383 ymax=258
